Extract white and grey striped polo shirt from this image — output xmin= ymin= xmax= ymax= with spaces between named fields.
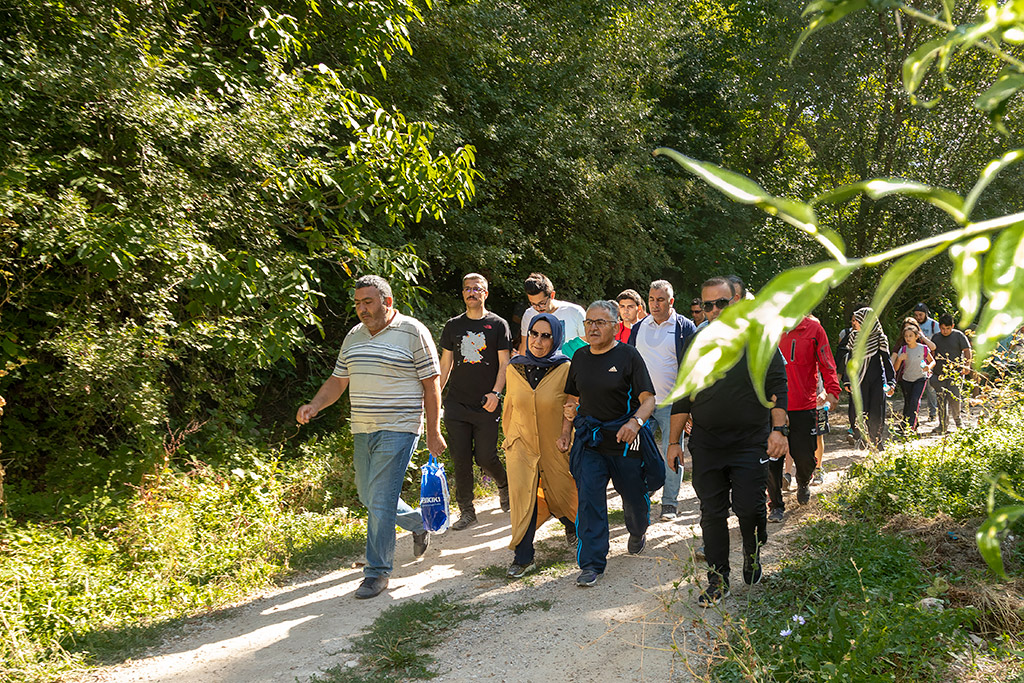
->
xmin=332 ymin=312 xmax=440 ymax=435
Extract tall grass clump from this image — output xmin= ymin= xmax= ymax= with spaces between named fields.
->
xmin=830 ymin=398 xmax=1024 ymax=521
xmin=0 ymin=438 xmax=366 ymax=683
xmin=712 ymin=520 xmax=975 ymax=681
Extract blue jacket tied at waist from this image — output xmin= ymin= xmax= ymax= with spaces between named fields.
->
xmin=569 ymin=414 xmax=666 ymax=493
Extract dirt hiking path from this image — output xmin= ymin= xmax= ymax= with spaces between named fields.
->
xmin=80 ymin=415 xmax=946 ymax=683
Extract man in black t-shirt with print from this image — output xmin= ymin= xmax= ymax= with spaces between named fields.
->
xmin=439 ymin=273 xmax=513 ymax=530
xmin=563 ymin=300 xmax=657 ymax=587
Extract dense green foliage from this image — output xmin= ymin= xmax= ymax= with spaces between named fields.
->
xmin=0 ymin=0 xmax=475 ymax=492
xmin=715 ymin=520 xmax=975 ymax=681
xmin=0 ymin=436 xmax=364 ymax=681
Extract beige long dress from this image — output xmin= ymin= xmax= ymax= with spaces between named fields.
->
xmin=503 ymin=362 xmax=577 ymax=548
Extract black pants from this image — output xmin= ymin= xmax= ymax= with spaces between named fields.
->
xmin=513 ymin=496 xmax=574 ymax=565
xmin=851 ymin=356 xmax=887 ymax=449
xmin=691 ymin=442 xmax=768 ymax=584
xmin=767 ymin=410 xmax=816 ymax=512
xmin=445 ymin=408 xmax=508 ymax=512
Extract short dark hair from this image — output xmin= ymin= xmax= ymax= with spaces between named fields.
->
xmin=353 ymin=275 xmax=393 ymax=301
xmin=690 ymin=297 xmax=701 ymax=309
xmin=938 ymin=313 xmax=954 ymax=326
xmin=726 ymin=275 xmax=746 ymax=298
xmin=702 ymin=276 xmax=735 ymax=297
xmin=616 ymin=289 xmax=643 ymax=306
xmin=524 ymin=272 xmax=553 ymax=297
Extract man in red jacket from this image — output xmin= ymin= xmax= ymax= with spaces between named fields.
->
xmin=771 ymin=316 xmax=841 ymax=521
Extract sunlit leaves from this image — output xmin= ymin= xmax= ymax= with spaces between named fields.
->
xmin=653 ymin=147 xmax=847 ymax=261
xmin=949 ymin=236 xmax=990 ymax=324
xmin=814 ymin=179 xmax=967 ymax=225
xmin=973 ymin=221 xmax=1024 ymax=365
xmin=790 ymin=0 xmax=869 ymax=64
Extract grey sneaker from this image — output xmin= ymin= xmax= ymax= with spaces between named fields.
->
xmin=498 ymin=485 xmax=510 ymax=512
xmin=354 ymin=576 xmax=389 ymax=599
xmin=451 ymin=510 xmax=477 ymax=531
xmin=506 ymin=562 xmax=536 ymax=579
xmin=412 ymin=530 xmax=429 ymax=557
xmin=576 ymin=569 xmax=601 ymax=587
xmin=811 ymin=471 xmax=824 ymax=486
xmin=768 ymin=508 xmax=784 ymax=523
xmin=659 ymin=504 xmax=677 ymax=520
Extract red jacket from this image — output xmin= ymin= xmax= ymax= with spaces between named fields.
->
xmin=779 ymin=316 xmax=841 ymax=412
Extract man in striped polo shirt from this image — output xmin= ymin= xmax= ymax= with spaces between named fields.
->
xmin=297 ymin=275 xmax=446 ymax=599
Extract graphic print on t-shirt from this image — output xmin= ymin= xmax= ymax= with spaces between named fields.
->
xmin=460 ymin=331 xmax=487 ymax=364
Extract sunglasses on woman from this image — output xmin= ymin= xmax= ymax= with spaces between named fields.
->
xmin=528 ymin=330 xmax=553 ymax=339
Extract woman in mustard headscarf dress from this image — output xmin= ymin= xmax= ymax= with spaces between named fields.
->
xmin=502 ymin=313 xmax=577 ymax=578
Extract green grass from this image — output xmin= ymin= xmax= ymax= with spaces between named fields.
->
xmin=309 ymin=592 xmax=481 ymax=682
xmin=506 ymin=598 xmax=554 ymax=614
xmin=712 ymin=519 xmax=976 ymax=681
xmin=477 ymin=538 xmax=575 ymax=581
xmin=1 ymin=452 xmax=367 ymax=683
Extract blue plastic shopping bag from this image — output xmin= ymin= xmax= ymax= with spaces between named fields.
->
xmin=420 ymin=453 xmax=451 ymax=533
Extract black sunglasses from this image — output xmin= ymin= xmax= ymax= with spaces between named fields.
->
xmin=701 ymin=298 xmax=731 ymax=312
xmin=528 ymin=330 xmax=553 ymax=339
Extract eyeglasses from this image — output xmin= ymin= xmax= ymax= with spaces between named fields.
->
xmin=463 ymin=286 xmax=486 ymax=294
xmin=583 ymin=319 xmax=614 ymax=327
xmin=528 ymin=330 xmax=553 ymax=339
xmin=701 ymin=298 xmax=731 ymax=312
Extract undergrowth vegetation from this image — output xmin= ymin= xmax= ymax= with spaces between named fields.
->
xmin=1 ymin=433 xmax=369 ymax=683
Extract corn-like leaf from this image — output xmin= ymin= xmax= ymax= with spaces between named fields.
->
xmin=746 ymin=262 xmax=854 ymax=406
xmin=963 ymin=149 xmax=1024 ymax=219
xmin=664 ymin=299 xmax=755 ymax=405
xmin=814 ymin=179 xmax=966 ymax=225
xmin=790 ymin=0 xmax=870 ymax=63
xmin=847 ymin=246 xmax=947 ymax=416
xmin=903 ymin=37 xmax=947 ymax=94
xmin=666 ymin=262 xmax=852 ymax=407
xmin=975 ymin=71 xmax=1024 ymax=113
xmin=976 ymin=504 xmax=1024 ymax=579
xmin=974 ymin=221 xmax=1024 ymax=366
xmin=949 ymin=236 xmax=990 ymax=325
xmin=654 ymin=147 xmax=846 ymax=259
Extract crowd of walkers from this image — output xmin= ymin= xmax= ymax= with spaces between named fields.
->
xmin=295 ymin=272 xmax=979 ymax=605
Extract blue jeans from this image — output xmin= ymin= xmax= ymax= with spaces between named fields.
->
xmin=353 ymin=430 xmax=425 ymax=578
xmin=648 ymin=404 xmax=683 ymax=507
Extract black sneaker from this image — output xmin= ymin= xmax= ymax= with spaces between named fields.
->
xmin=450 ymin=510 xmax=477 ymax=531
xmin=797 ymin=485 xmax=810 ymax=506
xmin=782 ymin=472 xmax=792 ymax=491
xmin=697 ymin=580 xmax=730 ymax=607
xmin=768 ymin=508 xmax=784 ymax=523
xmin=506 ymin=562 xmax=536 ymax=579
xmin=498 ymin=486 xmax=510 ymax=512
xmin=412 ymin=530 xmax=429 ymax=557
xmin=576 ymin=569 xmax=601 ymax=587
xmin=659 ymin=504 xmax=677 ymax=520
xmin=743 ymin=550 xmax=762 ymax=585
xmin=627 ymin=532 xmax=646 ymax=555
xmin=565 ymin=525 xmax=578 ymax=548
xmin=354 ymin=576 xmax=389 ymax=599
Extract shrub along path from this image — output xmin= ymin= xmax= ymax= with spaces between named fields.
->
xmin=78 ymin=416 xmax=949 ymax=683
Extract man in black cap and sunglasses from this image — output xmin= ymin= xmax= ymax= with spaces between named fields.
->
xmin=667 ymin=276 xmax=789 ymax=606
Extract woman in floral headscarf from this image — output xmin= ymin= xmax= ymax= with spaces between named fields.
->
xmin=842 ymin=307 xmax=895 ymax=449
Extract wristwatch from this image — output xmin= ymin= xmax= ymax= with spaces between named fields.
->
xmin=633 ymin=416 xmax=645 ymax=427
xmin=771 ymin=425 xmax=790 ymax=436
